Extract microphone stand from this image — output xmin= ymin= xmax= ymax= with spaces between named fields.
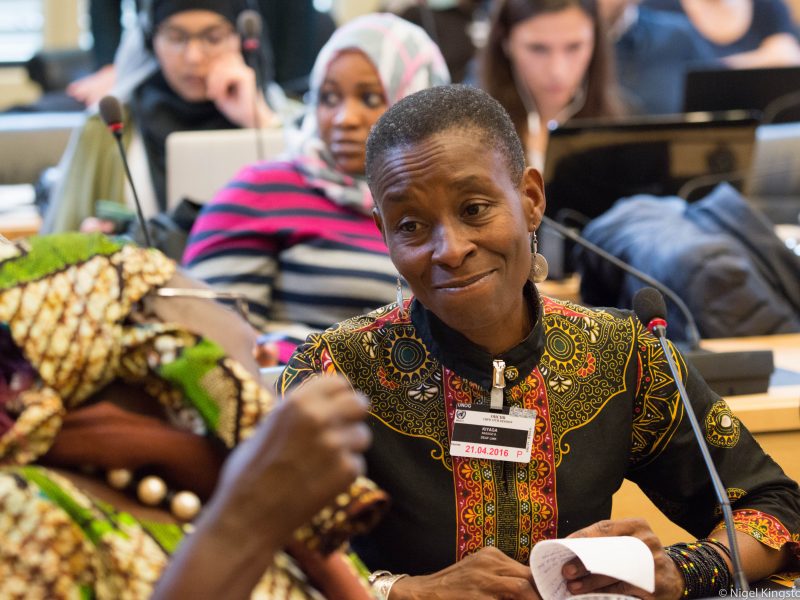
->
xmin=245 ymin=40 xmax=265 ymax=163
xmin=108 ymin=124 xmax=153 ymax=248
xmin=646 ymin=318 xmax=749 ymax=592
xmin=239 ymin=10 xmax=266 ymax=162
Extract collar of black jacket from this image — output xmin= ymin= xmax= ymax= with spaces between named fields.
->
xmin=410 ymin=281 xmax=545 ymax=390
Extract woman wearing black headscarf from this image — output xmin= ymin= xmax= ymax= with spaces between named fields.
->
xmin=43 ymin=0 xmax=276 ymax=234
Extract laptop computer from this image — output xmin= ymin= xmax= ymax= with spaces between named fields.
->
xmin=0 ymin=111 xmax=83 ymax=185
xmin=746 ymin=122 xmax=800 ymax=197
xmin=683 ymin=66 xmax=800 ymax=124
xmin=539 ymin=111 xmax=759 ymax=278
xmin=542 ymin=111 xmax=759 ymax=224
xmin=166 ymin=128 xmax=287 ymax=210
xmin=744 ymin=121 xmax=800 ymax=224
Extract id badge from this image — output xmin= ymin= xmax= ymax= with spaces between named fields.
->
xmin=450 ymin=403 xmax=537 ymax=463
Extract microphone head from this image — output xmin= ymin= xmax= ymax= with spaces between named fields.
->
xmin=237 ymin=9 xmax=262 ymax=39
xmin=99 ymin=95 xmax=123 ymax=129
xmin=633 ymin=287 xmax=668 ymax=328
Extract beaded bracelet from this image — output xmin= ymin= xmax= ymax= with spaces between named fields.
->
xmin=664 ymin=540 xmax=733 ymax=599
xmin=699 ymin=537 xmax=733 ymax=564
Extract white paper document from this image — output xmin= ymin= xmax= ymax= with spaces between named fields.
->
xmin=530 ymin=536 xmax=655 ymax=600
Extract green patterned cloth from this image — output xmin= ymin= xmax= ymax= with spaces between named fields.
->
xmin=0 ymin=233 xmax=377 ymax=599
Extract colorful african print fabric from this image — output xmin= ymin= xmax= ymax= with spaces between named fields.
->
xmin=0 ymin=233 xmax=380 ymax=599
xmin=281 ymin=284 xmax=800 ymax=575
xmin=0 ymin=466 xmax=337 ymax=599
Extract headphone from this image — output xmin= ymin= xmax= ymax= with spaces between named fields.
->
xmin=138 ymin=0 xmax=156 ymax=48
xmin=138 ymin=0 xmax=254 ymax=49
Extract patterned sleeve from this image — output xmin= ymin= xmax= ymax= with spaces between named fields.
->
xmin=182 ymin=162 xmax=288 ymax=332
xmin=625 ymin=321 xmax=800 ymax=562
xmin=278 ymin=332 xmax=329 ymax=394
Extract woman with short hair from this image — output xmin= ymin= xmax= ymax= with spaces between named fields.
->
xmin=281 ymin=84 xmax=800 ymax=599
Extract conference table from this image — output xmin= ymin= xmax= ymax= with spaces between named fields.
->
xmin=0 ymin=213 xmax=39 ymax=240
xmin=705 ymin=334 xmax=800 ymax=433
xmin=612 ymin=333 xmax=800 ymax=544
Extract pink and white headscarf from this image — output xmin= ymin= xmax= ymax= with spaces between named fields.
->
xmin=291 ymin=12 xmax=450 ymax=215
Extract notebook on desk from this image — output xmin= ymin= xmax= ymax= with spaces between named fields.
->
xmin=683 ymin=66 xmax=800 ymax=124
xmin=166 ymin=128 xmax=287 ymax=210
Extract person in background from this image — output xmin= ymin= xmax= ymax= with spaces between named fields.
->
xmin=643 ymin=0 xmax=800 ymax=68
xmin=42 ymin=0 xmax=276 ymax=235
xmin=598 ymin=0 xmax=716 ymax=114
xmin=67 ymin=0 xmax=142 ymax=107
xmin=479 ymin=0 xmax=626 ymax=169
xmin=281 ymin=84 xmax=800 ymax=599
xmin=182 ymin=13 xmax=450 ymax=364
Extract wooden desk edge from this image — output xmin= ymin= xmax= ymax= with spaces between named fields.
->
xmin=1 ymin=216 xmax=41 ymax=240
xmin=726 ymin=385 xmax=800 ymax=433
xmin=701 ymin=335 xmax=800 ymax=434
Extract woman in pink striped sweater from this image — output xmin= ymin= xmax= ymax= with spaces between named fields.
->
xmin=182 ymin=13 xmax=449 ymax=363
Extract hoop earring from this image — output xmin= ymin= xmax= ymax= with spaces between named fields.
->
xmin=396 ymin=277 xmax=408 ymax=317
xmin=530 ymin=231 xmax=549 ymax=283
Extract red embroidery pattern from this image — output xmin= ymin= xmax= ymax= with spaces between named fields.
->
xmin=446 ymin=368 xmax=558 ymax=563
xmin=515 ymin=370 xmax=558 ymax=561
xmin=714 ymin=509 xmax=799 ymax=553
xmin=542 ymin=296 xmax=586 ymax=319
xmin=319 ymin=347 xmax=336 ymax=374
xmin=445 ymin=367 xmax=496 ymax=559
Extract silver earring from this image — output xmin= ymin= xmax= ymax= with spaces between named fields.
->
xmin=396 ymin=277 xmax=408 ymax=317
xmin=530 ymin=231 xmax=549 ymax=283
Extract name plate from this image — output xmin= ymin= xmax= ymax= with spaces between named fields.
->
xmin=450 ymin=403 xmax=536 ymax=463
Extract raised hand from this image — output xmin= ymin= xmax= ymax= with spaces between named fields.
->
xmin=154 ymin=375 xmax=371 ymax=599
xmin=205 ymin=52 xmax=275 ymax=129
xmin=211 ymin=374 xmax=371 ymax=541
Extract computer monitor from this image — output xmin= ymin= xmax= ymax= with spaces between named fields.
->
xmin=166 ymin=128 xmax=287 ymax=210
xmin=540 ymin=111 xmax=759 ymax=278
xmin=746 ymin=122 xmax=800 ymax=197
xmin=744 ymin=121 xmax=800 ymax=224
xmin=543 ymin=111 xmax=759 ymax=225
xmin=0 ymin=111 xmax=83 ymax=185
xmin=683 ymin=66 xmax=800 ymax=124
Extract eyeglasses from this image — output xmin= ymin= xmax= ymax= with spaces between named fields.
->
xmin=154 ymin=24 xmax=237 ymax=56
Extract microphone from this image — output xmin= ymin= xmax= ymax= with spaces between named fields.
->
xmin=98 ymin=95 xmax=153 ymax=247
xmin=541 ymin=215 xmax=774 ymax=397
xmin=237 ymin=9 xmax=262 ymax=53
xmin=237 ymin=9 xmax=265 ymax=162
xmin=633 ymin=287 xmax=749 ymax=592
